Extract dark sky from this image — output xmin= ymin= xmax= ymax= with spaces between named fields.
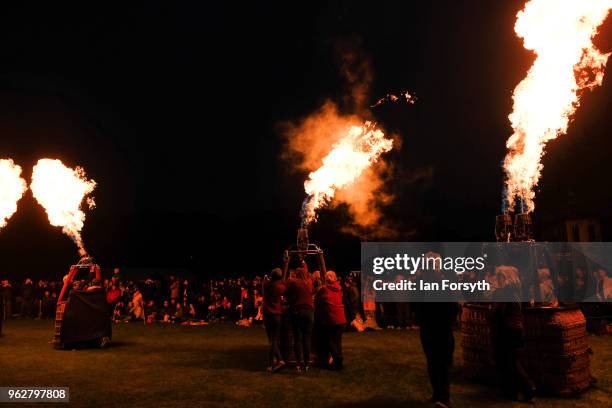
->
xmin=0 ymin=1 xmax=610 ymax=278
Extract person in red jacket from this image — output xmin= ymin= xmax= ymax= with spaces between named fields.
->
xmin=315 ymin=271 xmax=346 ymax=370
xmin=106 ymin=283 xmax=121 ymax=318
xmin=262 ymin=268 xmax=287 ymax=373
xmin=286 ymin=266 xmax=315 ymax=372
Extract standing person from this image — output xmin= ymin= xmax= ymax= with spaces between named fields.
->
xmin=395 ymin=275 xmax=410 ymax=329
xmin=20 ymin=278 xmax=34 ymax=318
xmin=315 ymin=271 xmax=346 ymax=370
xmin=106 ymin=283 xmax=121 ymax=319
xmin=1 ymin=280 xmax=13 ymax=319
xmin=362 ymin=277 xmax=382 ymax=330
xmin=491 ymin=266 xmax=535 ymax=401
xmin=596 ymin=267 xmax=612 ymax=301
xmin=170 ymin=277 xmax=180 ymax=303
xmin=286 ymin=266 xmax=315 ymax=372
xmin=414 ymin=252 xmax=458 ymax=408
xmin=343 ymin=277 xmax=361 ymax=326
xmin=262 ymin=268 xmax=287 ymax=373
xmin=40 ymin=290 xmax=54 ymax=318
xmin=311 ymin=270 xmax=322 ymax=292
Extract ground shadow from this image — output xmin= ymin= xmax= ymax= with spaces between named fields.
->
xmin=333 ymin=397 xmax=429 ymax=408
xmin=190 ymin=345 xmax=269 ymax=372
xmin=103 ymin=340 xmax=133 ymax=349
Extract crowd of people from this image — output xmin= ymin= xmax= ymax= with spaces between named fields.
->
xmin=1 ymin=270 xmax=268 ymax=324
xmin=262 ymin=266 xmax=348 ymax=373
xmin=1 ymin=264 xmax=609 ymax=327
xmin=0 ymin=267 xmax=369 ymax=328
xmin=2 ymin=261 xmax=611 ymax=408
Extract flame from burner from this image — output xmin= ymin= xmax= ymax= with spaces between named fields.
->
xmin=503 ymin=0 xmax=611 ymax=213
xmin=0 ymin=159 xmax=27 ymax=230
xmin=30 ymin=159 xmax=96 ymax=256
xmin=301 ymin=121 xmax=393 ymax=225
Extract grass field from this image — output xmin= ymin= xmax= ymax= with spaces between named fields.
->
xmin=0 ymin=319 xmax=610 ymax=408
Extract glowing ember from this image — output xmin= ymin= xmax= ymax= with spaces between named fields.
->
xmin=30 ymin=159 xmax=96 ymax=256
xmin=0 ymin=159 xmax=28 ymax=230
xmin=503 ymin=0 xmax=612 ymax=213
xmin=301 ymin=121 xmax=393 ymax=225
xmin=371 ymin=91 xmax=416 ymax=108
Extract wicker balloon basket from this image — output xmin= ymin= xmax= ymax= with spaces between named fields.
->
xmin=461 ymin=303 xmax=593 ymax=396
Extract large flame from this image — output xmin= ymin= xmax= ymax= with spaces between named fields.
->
xmin=30 ymin=159 xmax=96 ymax=256
xmin=301 ymin=121 xmax=393 ymax=225
xmin=0 ymin=159 xmax=28 ymax=230
xmin=503 ymin=0 xmax=611 ymax=213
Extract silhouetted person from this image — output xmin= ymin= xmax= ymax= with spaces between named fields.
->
xmin=414 ymin=252 xmax=458 ymax=408
xmin=491 ymin=266 xmax=535 ymax=401
xmin=343 ymin=276 xmax=360 ymax=325
xmin=1 ymin=280 xmax=12 ymax=318
xmin=20 ymin=278 xmax=34 ymax=318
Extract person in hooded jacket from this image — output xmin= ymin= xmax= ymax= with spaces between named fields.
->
xmin=315 ymin=271 xmax=346 ymax=370
xmin=286 ymin=266 xmax=315 ymax=372
xmin=262 ymin=268 xmax=287 ymax=373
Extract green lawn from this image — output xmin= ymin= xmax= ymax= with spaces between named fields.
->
xmin=0 ymin=319 xmax=610 ymax=408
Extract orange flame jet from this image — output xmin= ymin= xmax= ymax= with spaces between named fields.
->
xmin=503 ymin=0 xmax=611 ymax=213
xmin=0 ymin=159 xmax=28 ymax=230
xmin=301 ymin=121 xmax=393 ymax=225
xmin=30 ymin=159 xmax=96 ymax=256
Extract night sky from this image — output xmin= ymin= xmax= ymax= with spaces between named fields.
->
xmin=0 ymin=1 xmax=610 ymax=278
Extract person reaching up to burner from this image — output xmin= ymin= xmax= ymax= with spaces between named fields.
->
xmin=286 ymin=266 xmax=315 ymax=372
xmin=262 ymin=268 xmax=286 ymax=373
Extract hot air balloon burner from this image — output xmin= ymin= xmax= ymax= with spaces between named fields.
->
xmin=514 ymin=213 xmax=534 ymax=242
xmin=282 ymin=227 xmax=327 ymax=278
xmin=76 ymin=255 xmax=94 ymax=268
xmin=495 ymin=214 xmax=514 ymax=242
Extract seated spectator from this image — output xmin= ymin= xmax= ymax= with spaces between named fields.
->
xmin=129 ymin=288 xmax=145 ymax=321
xmin=173 ymin=302 xmax=184 ymax=322
xmin=158 ymin=300 xmax=171 ymax=322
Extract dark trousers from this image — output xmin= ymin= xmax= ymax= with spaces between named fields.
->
xmin=1 ymin=300 xmax=8 ymax=320
xmin=20 ymin=299 xmax=33 ymax=317
xmin=264 ymin=313 xmax=283 ymax=366
xmin=396 ymin=302 xmax=411 ymax=328
xmin=493 ymin=329 xmax=534 ymax=399
xmin=290 ymin=309 xmax=314 ymax=367
xmin=419 ymin=323 xmax=454 ymax=404
xmin=318 ymin=324 xmax=344 ymax=368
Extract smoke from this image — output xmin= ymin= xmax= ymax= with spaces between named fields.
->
xmin=279 ymin=35 xmax=410 ymax=239
xmin=335 ymin=36 xmax=374 ymax=115
xmin=333 ymin=162 xmax=397 ymax=238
